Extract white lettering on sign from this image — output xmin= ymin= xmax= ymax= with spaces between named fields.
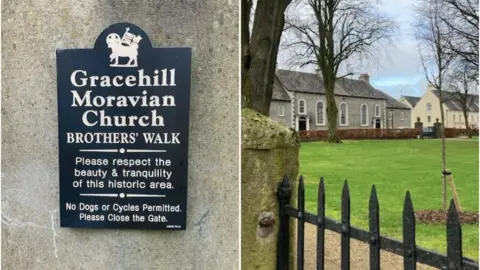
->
xmin=66 ymin=132 xmax=138 ymax=144
xmin=81 ymin=109 xmax=164 ymax=127
xmin=58 ymin=24 xmax=190 ymax=229
xmin=70 ymin=69 xmax=176 ymax=88
xmin=71 ymin=90 xmax=175 ymax=108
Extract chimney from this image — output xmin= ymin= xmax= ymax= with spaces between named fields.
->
xmin=426 ymin=83 xmax=435 ymax=92
xmin=359 ymin=73 xmax=370 ymax=84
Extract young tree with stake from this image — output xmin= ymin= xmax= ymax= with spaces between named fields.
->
xmin=414 ymin=0 xmax=456 ymax=212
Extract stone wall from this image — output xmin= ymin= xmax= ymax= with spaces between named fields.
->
xmin=241 ymin=109 xmax=299 ymax=269
xmin=292 ymin=92 xmax=385 ymax=130
xmin=386 ymin=108 xmax=412 ymax=128
xmin=1 ymin=1 xmax=239 ymax=269
xmin=269 ymin=100 xmax=292 ymax=128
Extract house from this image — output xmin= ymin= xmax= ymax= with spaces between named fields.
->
xmin=400 ymin=95 xmax=421 ymax=109
xmin=399 ymin=85 xmax=479 ymax=128
xmin=269 ymin=69 xmax=411 ymax=131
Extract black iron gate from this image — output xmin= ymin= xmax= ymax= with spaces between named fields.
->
xmin=276 ymin=175 xmax=479 ymax=270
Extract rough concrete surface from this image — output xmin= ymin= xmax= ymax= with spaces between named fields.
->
xmin=241 ymin=109 xmax=299 ymax=269
xmin=1 ymin=1 xmax=239 ymax=269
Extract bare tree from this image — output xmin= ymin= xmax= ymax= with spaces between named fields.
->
xmin=414 ymin=0 xmax=455 ymax=212
xmin=447 ymin=65 xmax=479 ymax=138
xmin=242 ymin=0 xmax=293 ymax=115
xmin=441 ymin=0 xmax=479 ymax=75
xmin=283 ymin=0 xmax=396 ymax=143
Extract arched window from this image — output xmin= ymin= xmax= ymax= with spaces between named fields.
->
xmin=339 ymin=102 xmax=348 ymax=126
xmin=316 ymin=101 xmax=325 ymax=125
xmin=361 ymin=104 xmax=368 ymax=126
xmin=298 ymin=99 xmax=306 ymax=114
xmin=375 ymin=104 xmax=380 ymax=117
xmin=426 ymin=103 xmax=432 ymax=112
xmin=400 ymin=112 xmax=404 ymax=121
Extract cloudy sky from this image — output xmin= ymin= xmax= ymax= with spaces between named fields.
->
xmin=278 ymin=0 xmax=428 ymax=99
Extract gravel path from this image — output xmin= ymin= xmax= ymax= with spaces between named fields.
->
xmin=302 ymin=224 xmax=438 ymax=270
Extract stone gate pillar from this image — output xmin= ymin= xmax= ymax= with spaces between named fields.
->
xmin=415 ymin=117 xmax=424 ymax=139
xmin=241 ymin=109 xmax=299 ymax=269
xmin=434 ymin=119 xmax=443 ymax=138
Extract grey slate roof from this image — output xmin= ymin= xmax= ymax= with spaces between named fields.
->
xmin=275 ymin=69 xmax=349 ymax=95
xmin=272 ymin=77 xmax=291 ymax=101
xmin=431 ymin=90 xmax=479 ymax=112
xmin=336 ymin=78 xmax=386 ymax=100
xmin=402 ymin=96 xmax=421 ymax=107
xmin=376 ymin=90 xmax=411 ymax=110
xmin=275 ymin=69 xmax=398 ymax=101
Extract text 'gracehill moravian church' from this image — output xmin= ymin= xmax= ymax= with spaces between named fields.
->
xmin=70 ymin=69 xmax=177 ymax=127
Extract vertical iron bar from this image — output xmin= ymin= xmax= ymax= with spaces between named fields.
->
xmin=369 ymin=185 xmax=380 ymax=270
xmin=341 ymin=180 xmax=350 ymax=270
xmin=277 ymin=175 xmax=292 ymax=270
xmin=403 ymin=191 xmax=416 ymax=270
xmin=317 ymin=177 xmax=325 ymax=270
xmin=447 ymin=199 xmax=463 ymax=270
xmin=297 ymin=176 xmax=305 ymax=270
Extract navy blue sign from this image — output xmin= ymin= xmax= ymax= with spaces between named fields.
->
xmin=56 ymin=23 xmax=191 ymax=229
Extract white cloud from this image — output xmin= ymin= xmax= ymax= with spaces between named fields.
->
xmin=278 ymin=0 xmax=428 ymax=99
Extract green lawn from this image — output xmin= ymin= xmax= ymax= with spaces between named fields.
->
xmin=299 ymin=138 xmax=479 ymax=260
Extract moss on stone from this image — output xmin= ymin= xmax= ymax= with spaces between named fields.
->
xmin=242 ymin=108 xmax=300 ymax=150
xmin=241 ymin=108 xmax=299 ymax=269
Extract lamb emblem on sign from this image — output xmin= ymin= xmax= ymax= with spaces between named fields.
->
xmin=106 ymin=27 xmax=142 ymax=67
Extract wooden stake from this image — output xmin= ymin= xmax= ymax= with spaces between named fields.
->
xmin=445 ymin=169 xmax=462 ymax=213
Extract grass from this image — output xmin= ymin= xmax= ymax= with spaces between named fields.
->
xmin=299 ymin=138 xmax=479 ymax=260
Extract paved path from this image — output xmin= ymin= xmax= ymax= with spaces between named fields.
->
xmin=302 ymin=224 xmax=437 ymax=269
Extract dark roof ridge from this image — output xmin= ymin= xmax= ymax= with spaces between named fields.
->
xmin=401 ymin=95 xmax=421 ymax=98
xmin=400 ymin=95 xmax=421 ymax=107
xmin=276 ymin=68 xmax=316 ymax=75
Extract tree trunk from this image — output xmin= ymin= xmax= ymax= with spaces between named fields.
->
xmin=463 ymin=111 xmax=471 ymax=138
xmin=242 ymin=0 xmax=291 ymax=116
xmin=439 ymin=101 xmax=447 ymax=212
xmin=325 ymin=81 xmax=340 ymax=143
xmin=242 ymin=73 xmax=252 ymax=111
xmin=241 ymin=0 xmax=251 ymax=110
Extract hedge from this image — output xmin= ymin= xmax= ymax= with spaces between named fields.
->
xmin=299 ymin=129 xmax=421 ymax=141
xmin=299 ymin=128 xmax=479 ymax=141
xmin=444 ymin=128 xmax=479 ymax=137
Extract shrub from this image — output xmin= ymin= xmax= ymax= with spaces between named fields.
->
xmin=444 ymin=128 xmax=479 ymax=137
xmin=299 ymin=129 xmax=421 ymax=141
